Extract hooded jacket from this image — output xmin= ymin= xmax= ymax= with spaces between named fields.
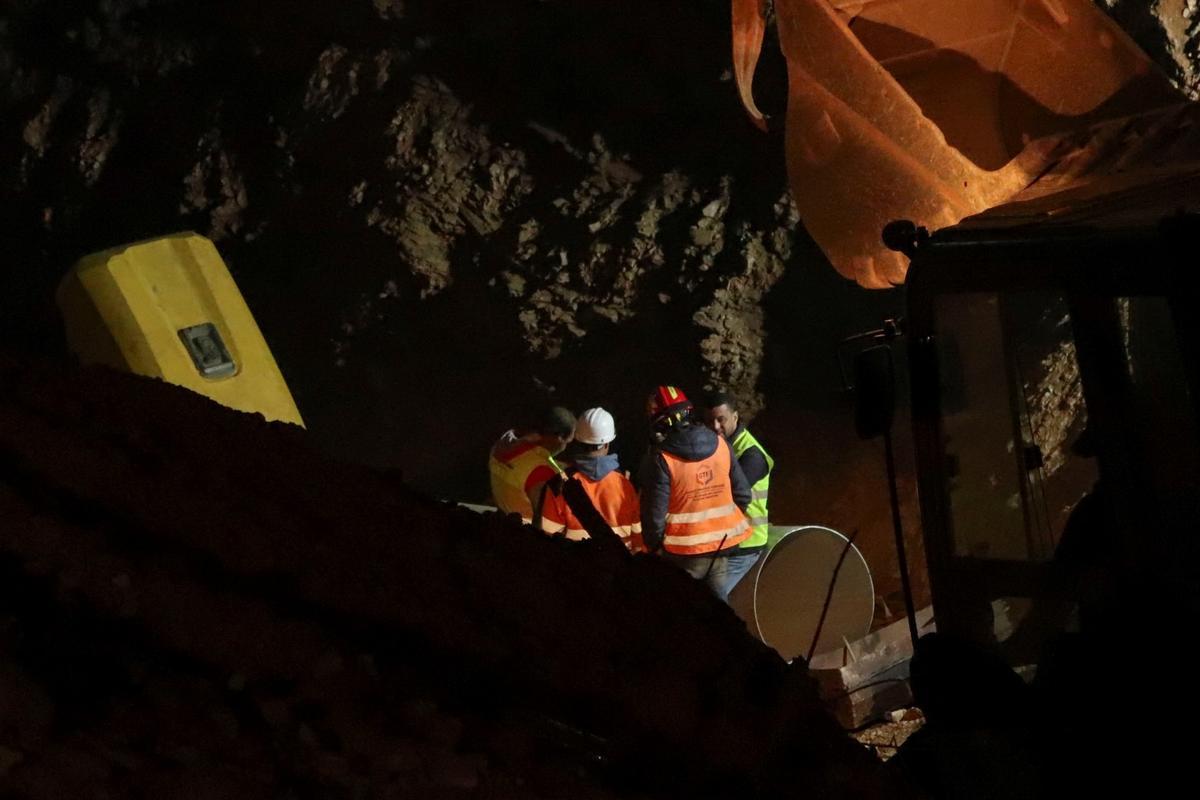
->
xmin=639 ymin=423 xmax=752 ymax=554
xmin=572 ymin=452 xmax=620 ymax=482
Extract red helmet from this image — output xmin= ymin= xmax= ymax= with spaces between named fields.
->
xmin=647 ymin=385 xmax=692 ymax=426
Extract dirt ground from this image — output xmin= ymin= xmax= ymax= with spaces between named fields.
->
xmin=851 ymin=708 xmax=926 ymax=762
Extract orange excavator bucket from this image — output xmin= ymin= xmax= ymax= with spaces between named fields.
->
xmin=734 ymin=0 xmax=1180 ymax=287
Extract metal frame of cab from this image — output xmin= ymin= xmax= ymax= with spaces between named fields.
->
xmin=903 ymin=214 xmax=1200 ymax=645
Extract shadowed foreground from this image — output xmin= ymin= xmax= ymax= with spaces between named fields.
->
xmin=0 ymin=353 xmax=898 ymax=798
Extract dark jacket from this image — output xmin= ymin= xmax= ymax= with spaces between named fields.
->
xmin=730 ymin=423 xmax=770 ymax=485
xmin=639 ymin=423 xmax=751 ymax=555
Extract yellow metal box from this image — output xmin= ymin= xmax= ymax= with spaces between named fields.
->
xmin=57 ymin=232 xmax=305 ymax=427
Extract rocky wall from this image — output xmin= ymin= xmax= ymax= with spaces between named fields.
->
xmin=0 ymin=1 xmax=807 ymax=493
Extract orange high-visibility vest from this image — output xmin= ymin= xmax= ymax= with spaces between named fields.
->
xmin=661 ymin=438 xmax=750 ymax=555
xmin=540 ymin=470 xmax=645 ymax=553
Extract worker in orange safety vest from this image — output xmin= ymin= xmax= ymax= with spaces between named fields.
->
xmin=488 ymin=406 xmax=576 ymax=522
xmin=537 ymin=407 xmax=644 ymax=553
xmin=638 ymin=386 xmax=752 ymax=601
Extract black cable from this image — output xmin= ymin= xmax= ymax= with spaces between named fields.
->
xmin=806 ymin=528 xmax=861 ymax=663
xmin=701 ymin=532 xmax=730 ymax=580
xmin=883 ymin=429 xmax=920 ymax=648
xmin=561 ymin=474 xmax=627 ymax=556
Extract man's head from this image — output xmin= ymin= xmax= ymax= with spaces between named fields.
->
xmin=570 ymin=407 xmax=616 ymax=457
xmin=537 ymin=406 xmax=576 ymax=455
xmin=647 ymin=386 xmax=692 ymax=439
xmin=703 ymin=390 xmax=739 ymax=439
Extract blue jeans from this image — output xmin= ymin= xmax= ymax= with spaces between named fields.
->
xmin=665 ymin=549 xmax=762 ymax=604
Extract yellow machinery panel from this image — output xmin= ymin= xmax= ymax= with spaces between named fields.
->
xmin=56 ymin=232 xmax=305 ymax=427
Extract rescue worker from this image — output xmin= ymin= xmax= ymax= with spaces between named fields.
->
xmin=488 ymin=406 xmax=575 ymax=522
xmin=537 ymin=407 xmax=644 ymax=552
xmin=639 ymin=386 xmax=753 ymax=601
xmin=704 ymin=390 xmax=774 ymax=584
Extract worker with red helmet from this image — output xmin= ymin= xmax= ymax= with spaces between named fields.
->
xmin=639 ymin=386 xmax=753 ymax=601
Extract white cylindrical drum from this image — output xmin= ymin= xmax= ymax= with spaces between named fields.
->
xmin=728 ymin=525 xmax=874 ymax=662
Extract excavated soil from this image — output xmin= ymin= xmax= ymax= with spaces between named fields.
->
xmin=0 ymin=353 xmax=903 ymax=798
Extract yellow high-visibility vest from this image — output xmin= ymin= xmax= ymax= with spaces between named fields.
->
xmin=489 ymin=439 xmax=561 ymax=521
xmin=731 ymin=427 xmax=773 ymax=548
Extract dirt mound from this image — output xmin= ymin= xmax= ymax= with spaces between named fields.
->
xmin=0 ymin=353 xmax=898 ymax=797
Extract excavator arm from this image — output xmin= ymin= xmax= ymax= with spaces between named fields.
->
xmin=733 ymin=0 xmax=1179 ymax=287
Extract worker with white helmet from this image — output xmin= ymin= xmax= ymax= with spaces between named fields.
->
xmin=537 ymin=407 xmax=644 ymax=552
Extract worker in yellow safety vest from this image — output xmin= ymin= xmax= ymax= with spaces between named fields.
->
xmin=639 ymin=386 xmax=752 ymax=602
xmin=489 ymin=406 xmax=576 ymax=522
xmin=704 ymin=390 xmax=774 ymax=584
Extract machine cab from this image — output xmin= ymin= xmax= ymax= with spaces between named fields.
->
xmin=902 ymin=162 xmax=1200 ymax=669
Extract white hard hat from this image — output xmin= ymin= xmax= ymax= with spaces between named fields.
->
xmin=575 ymin=407 xmax=616 ymax=445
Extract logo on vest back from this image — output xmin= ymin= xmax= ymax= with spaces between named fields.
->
xmin=696 ymin=463 xmax=714 ymax=485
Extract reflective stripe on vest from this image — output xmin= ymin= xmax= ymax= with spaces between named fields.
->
xmin=541 ymin=519 xmax=567 ymax=534
xmin=662 ymin=518 xmax=749 ymax=547
xmin=665 ymin=502 xmax=740 ymax=524
xmin=731 ymin=427 xmax=774 ymax=548
xmin=489 ymin=440 xmax=560 ymax=521
xmin=560 ymin=522 xmax=642 ymax=542
xmin=540 ymin=471 xmax=644 ymax=553
xmin=661 ymin=438 xmax=751 ymax=555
